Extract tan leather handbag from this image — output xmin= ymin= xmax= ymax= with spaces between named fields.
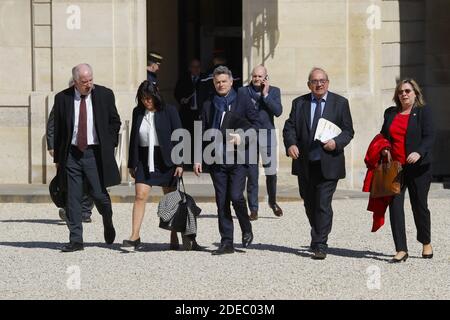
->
xmin=370 ymin=152 xmax=403 ymax=198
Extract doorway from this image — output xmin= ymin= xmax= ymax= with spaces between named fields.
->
xmin=147 ymin=0 xmax=243 ymax=102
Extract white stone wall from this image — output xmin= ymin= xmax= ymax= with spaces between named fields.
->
xmin=243 ymin=0 xmax=384 ymax=189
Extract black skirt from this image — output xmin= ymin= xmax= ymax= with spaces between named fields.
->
xmin=135 ymin=146 xmax=176 ymax=187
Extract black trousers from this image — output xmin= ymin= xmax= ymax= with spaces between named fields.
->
xmin=66 ymin=146 xmax=113 ymax=243
xmin=210 ymin=164 xmax=252 ymax=246
xmin=81 ymin=193 xmax=94 ymax=218
xmin=389 ymin=164 xmax=432 ymax=252
xmin=297 ymin=161 xmax=338 ymax=251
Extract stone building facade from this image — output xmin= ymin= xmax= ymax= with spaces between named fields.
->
xmin=0 ymin=0 xmax=448 ymax=187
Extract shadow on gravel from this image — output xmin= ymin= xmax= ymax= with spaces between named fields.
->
xmin=198 ymin=214 xmax=279 ymax=220
xmin=242 ymin=243 xmax=391 ymax=261
xmin=326 ymin=247 xmax=391 ymax=261
xmin=0 ymin=219 xmax=66 ymax=225
xmin=0 ymin=241 xmax=132 ymax=253
xmin=0 ymin=241 xmax=64 ymax=250
xmin=248 ymin=243 xmax=304 ymax=255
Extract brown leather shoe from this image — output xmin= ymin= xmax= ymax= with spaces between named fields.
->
xmin=249 ymin=211 xmax=258 ymax=221
xmin=269 ymin=203 xmax=283 ymax=217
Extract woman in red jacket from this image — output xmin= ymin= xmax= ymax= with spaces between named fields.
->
xmin=380 ymin=79 xmax=435 ymax=263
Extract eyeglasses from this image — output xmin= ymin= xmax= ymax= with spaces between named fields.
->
xmin=309 ymin=79 xmax=328 ymax=85
xmin=398 ymin=89 xmax=413 ymax=94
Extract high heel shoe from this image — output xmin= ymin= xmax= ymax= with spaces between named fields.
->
xmin=390 ymin=252 xmax=408 ymax=263
xmin=422 ymin=245 xmax=433 ymax=259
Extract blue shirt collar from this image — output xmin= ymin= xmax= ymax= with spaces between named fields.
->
xmin=311 ymin=91 xmax=328 ymax=103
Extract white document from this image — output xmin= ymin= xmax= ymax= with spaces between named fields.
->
xmin=314 ymin=118 xmax=342 ymax=143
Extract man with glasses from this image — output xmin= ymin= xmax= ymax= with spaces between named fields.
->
xmin=283 ymin=67 xmax=354 ymax=260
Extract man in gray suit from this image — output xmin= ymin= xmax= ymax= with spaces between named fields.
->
xmin=283 ymin=67 xmax=354 ymax=260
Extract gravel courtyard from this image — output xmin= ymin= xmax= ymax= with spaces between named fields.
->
xmin=0 ymin=197 xmax=449 ymax=300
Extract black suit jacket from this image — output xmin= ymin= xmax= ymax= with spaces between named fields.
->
xmin=195 ymin=90 xmax=260 ymax=165
xmin=174 ymin=72 xmax=205 ymax=111
xmin=46 ymin=107 xmax=55 ymax=150
xmin=53 ymin=85 xmax=122 ymax=188
xmin=283 ymin=91 xmax=354 ymax=180
xmin=128 ymin=104 xmax=183 ymax=169
xmin=380 ymin=105 xmax=435 ymax=166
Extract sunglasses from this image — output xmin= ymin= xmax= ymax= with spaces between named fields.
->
xmin=398 ymin=89 xmax=413 ymax=94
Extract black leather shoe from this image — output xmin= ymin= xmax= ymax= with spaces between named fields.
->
xmin=102 ymin=216 xmax=115 ymax=244
xmin=211 ymin=245 xmax=235 ymax=255
xmin=312 ymin=250 xmax=327 ymax=260
xmin=249 ymin=211 xmax=258 ymax=221
xmin=82 ymin=217 xmax=92 ymax=223
xmin=191 ymin=241 xmax=206 ymax=251
xmin=269 ymin=203 xmax=283 ymax=217
xmin=58 ymin=208 xmax=67 ymax=222
xmin=242 ymin=232 xmax=254 ymax=248
xmin=390 ymin=252 xmax=408 ymax=263
xmin=61 ymin=242 xmax=84 ymax=252
xmin=122 ymin=238 xmax=141 ymax=248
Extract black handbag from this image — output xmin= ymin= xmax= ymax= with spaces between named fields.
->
xmin=157 ymin=177 xmax=189 ymax=232
xmin=49 ymin=171 xmax=66 ymax=208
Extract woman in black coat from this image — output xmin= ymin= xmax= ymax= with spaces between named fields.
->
xmin=380 ymin=79 xmax=435 ymax=263
xmin=122 ymin=80 xmax=189 ymax=251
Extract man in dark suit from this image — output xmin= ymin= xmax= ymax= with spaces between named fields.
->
xmin=47 ymin=106 xmax=94 ymax=223
xmin=283 ymin=67 xmax=354 ymax=260
xmin=53 ymin=63 xmax=121 ymax=252
xmin=194 ymin=66 xmax=260 ymax=255
xmin=174 ymin=58 xmax=204 ymax=167
xmin=239 ymin=65 xmax=283 ymax=220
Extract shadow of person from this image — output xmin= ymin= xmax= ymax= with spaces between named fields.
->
xmin=0 ymin=241 xmax=64 ymax=250
xmin=325 ymin=247 xmax=391 ymax=261
xmin=0 ymin=219 xmax=66 ymax=226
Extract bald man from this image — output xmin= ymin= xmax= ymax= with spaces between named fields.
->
xmin=53 ymin=63 xmax=121 ymax=252
xmin=238 ymin=65 xmax=283 ymax=220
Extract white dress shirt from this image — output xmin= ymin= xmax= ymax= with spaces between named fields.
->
xmin=139 ymin=110 xmax=159 ymax=172
xmin=71 ymin=89 xmax=98 ymax=146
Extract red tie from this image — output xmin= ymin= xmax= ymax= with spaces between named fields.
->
xmin=77 ymin=95 xmax=87 ymax=152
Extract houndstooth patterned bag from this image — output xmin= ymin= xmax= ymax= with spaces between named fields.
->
xmin=157 ymin=177 xmax=201 ymax=234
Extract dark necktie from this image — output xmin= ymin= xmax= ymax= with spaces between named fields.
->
xmin=191 ymin=76 xmax=198 ymax=110
xmin=308 ymin=98 xmax=322 ymax=161
xmin=77 ymin=95 xmax=87 ymax=152
xmin=311 ymin=98 xmax=322 ymax=137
